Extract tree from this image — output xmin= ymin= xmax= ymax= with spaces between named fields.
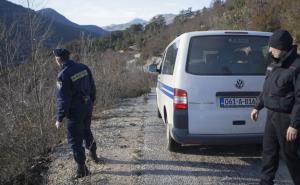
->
xmin=145 ymin=15 xmax=166 ymax=32
xmin=246 ymin=0 xmax=281 ymax=31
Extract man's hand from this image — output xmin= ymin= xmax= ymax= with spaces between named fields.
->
xmin=251 ymin=109 xmax=259 ymax=122
xmin=55 ymin=121 xmax=62 ymax=129
xmin=286 ymin=126 xmax=298 ymax=142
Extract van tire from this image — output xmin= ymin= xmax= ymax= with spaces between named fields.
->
xmin=166 ymin=122 xmax=181 ymax=152
xmin=157 ymin=108 xmax=162 ymax=118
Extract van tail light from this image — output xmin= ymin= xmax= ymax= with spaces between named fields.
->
xmin=174 ymin=88 xmax=188 ymax=109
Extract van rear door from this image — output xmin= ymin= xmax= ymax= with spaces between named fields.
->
xmin=185 ymin=35 xmax=269 ymax=135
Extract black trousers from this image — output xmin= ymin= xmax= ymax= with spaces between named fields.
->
xmin=260 ymin=110 xmax=300 ymax=185
xmin=67 ymin=101 xmax=97 ymax=165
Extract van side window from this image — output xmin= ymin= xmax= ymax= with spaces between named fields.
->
xmin=161 ymin=42 xmax=178 ymax=75
xmin=157 ymin=51 xmax=166 ymax=73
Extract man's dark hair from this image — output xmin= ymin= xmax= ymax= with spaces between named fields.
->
xmin=53 ymin=48 xmax=70 ymax=61
xmin=60 ymin=54 xmax=70 ymax=61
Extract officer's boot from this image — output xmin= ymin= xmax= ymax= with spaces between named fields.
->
xmin=75 ymin=164 xmax=90 ymax=178
xmin=89 ymin=149 xmax=100 ymax=163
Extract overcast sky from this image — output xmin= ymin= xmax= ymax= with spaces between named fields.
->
xmin=7 ymin=0 xmax=211 ymax=27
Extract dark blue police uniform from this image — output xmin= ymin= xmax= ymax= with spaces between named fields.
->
xmin=56 ymin=60 xmax=97 ymax=166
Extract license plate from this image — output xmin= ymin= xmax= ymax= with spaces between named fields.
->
xmin=220 ymin=97 xmax=256 ymax=108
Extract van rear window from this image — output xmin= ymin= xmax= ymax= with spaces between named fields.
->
xmin=186 ymin=36 xmax=270 ymax=75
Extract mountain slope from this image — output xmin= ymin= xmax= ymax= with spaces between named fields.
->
xmin=104 ymin=18 xmax=148 ymax=31
xmin=0 ymin=0 xmax=109 ymax=64
xmin=37 ymin=8 xmax=74 ymax=27
xmin=161 ymin=14 xmax=176 ymax=25
xmin=37 ymin=8 xmax=107 ymax=36
xmin=0 ymin=1 xmax=107 ymax=47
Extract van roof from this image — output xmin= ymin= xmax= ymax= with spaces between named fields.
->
xmin=179 ymin=30 xmax=272 ymax=38
xmin=166 ymin=30 xmax=272 ymax=50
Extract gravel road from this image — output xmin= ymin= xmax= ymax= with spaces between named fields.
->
xmin=44 ymin=89 xmax=293 ymax=185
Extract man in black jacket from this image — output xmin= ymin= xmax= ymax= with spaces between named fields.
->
xmin=251 ymin=29 xmax=300 ymax=185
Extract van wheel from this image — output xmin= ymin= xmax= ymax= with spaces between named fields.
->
xmin=166 ymin=122 xmax=181 ymax=152
xmin=157 ymin=108 xmax=162 ymax=118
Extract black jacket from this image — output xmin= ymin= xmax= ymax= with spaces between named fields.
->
xmin=255 ymin=46 xmax=300 ymax=129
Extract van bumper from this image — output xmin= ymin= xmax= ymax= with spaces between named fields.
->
xmin=171 ymin=128 xmax=263 ymax=145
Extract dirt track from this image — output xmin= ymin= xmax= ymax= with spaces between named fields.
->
xmin=44 ymin=89 xmax=293 ymax=185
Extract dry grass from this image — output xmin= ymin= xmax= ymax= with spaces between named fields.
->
xmin=0 ymin=37 xmax=152 ymax=184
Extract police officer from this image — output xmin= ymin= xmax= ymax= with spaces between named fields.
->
xmin=53 ymin=48 xmax=99 ymax=178
xmin=251 ymin=29 xmax=300 ymax=185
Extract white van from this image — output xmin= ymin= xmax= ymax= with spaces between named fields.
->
xmin=149 ymin=30 xmax=272 ymax=152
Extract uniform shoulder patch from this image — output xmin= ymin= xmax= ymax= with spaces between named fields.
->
xmin=70 ymin=70 xmax=88 ymax=82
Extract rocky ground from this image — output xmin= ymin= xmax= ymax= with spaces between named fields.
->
xmin=43 ymin=89 xmax=293 ymax=185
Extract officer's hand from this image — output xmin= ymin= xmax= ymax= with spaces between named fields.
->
xmin=251 ymin=109 xmax=259 ymax=122
xmin=286 ymin=126 xmax=298 ymax=142
xmin=55 ymin=121 xmax=62 ymax=129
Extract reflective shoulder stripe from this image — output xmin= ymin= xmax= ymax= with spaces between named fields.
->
xmin=70 ymin=69 xmax=88 ymax=82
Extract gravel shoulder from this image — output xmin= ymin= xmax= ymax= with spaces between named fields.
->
xmin=44 ymin=89 xmax=293 ymax=185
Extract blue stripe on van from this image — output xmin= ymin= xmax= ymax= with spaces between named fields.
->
xmin=158 ymin=81 xmax=173 ymax=92
xmin=157 ymin=81 xmax=174 ymax=99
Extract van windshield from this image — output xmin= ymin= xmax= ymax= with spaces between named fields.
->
xmin=186 ymin=35 xmax=270 ymax=75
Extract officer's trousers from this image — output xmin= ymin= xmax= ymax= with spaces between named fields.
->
xmin=67 ymin=101 xmax=97 ymax=165
xmin=260 ymin=110 xmax=300 ymax=185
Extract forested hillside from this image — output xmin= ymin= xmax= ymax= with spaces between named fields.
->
xmin=87 ymin=0 xmax=299 ymax=60
xmin=140 ymin=0 xmax=300 ymax=58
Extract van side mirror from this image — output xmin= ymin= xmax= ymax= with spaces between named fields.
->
xmin=148 ymin=64 xmax=159 ymax=73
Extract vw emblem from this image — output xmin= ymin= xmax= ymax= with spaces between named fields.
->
xmin=235 ymin=79 xmax=244 ymax=89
